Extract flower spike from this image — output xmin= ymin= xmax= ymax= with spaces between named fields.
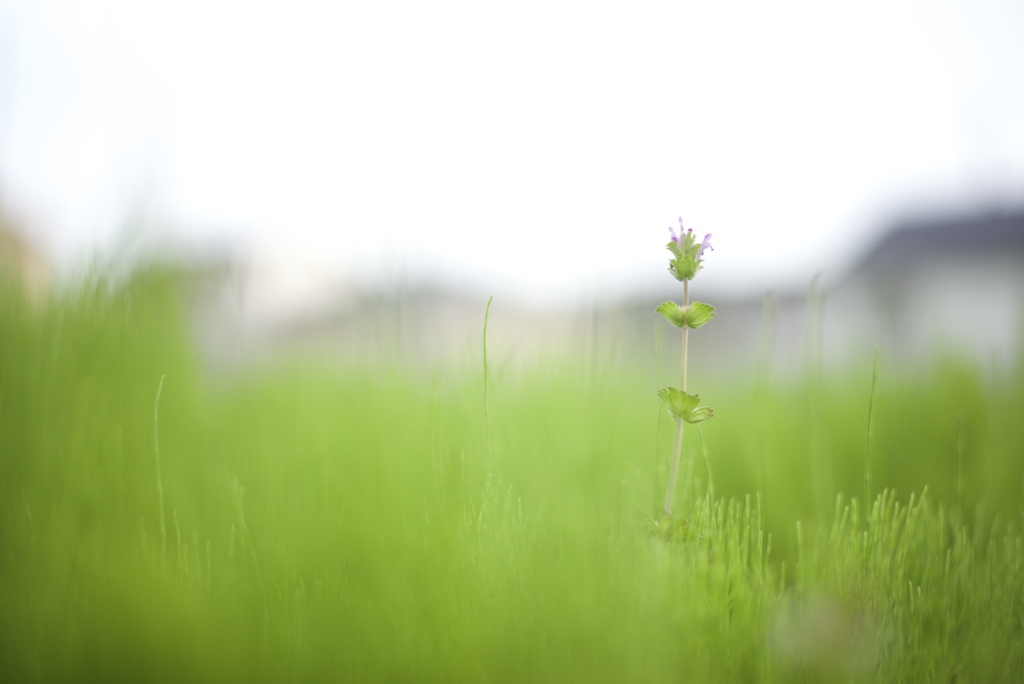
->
xmin=665 ymin=218 xmax=712 ymax=281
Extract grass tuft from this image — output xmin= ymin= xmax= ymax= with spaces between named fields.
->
xmin=0 ymin=265 xmax=1022 ymax=681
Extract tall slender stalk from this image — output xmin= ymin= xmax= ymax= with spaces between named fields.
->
xmin=153 ymin=373 xmax=167 ymax=553
xmin=955 ymin=410 xmax=963 ymax=512
xmin=663 ymin=280 xmax=689 ymax=516
xmin=654 ymin=219 xmax=715 ymax=531
xmin=698 ymin=425 xmax=714 ymax=501
xmin=863 ymin=347 xmax=879 ymax=514
xmin=483 ymin=295 xmax=494 ymax=473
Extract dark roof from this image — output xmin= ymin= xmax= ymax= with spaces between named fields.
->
xmin=849 ymin=209 xmax=1024 ymax=281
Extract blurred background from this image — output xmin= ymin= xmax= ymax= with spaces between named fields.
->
xmin=1 ymin=0 xmax=1023 ymax=371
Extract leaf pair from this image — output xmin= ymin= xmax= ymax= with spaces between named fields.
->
xmin=656 ymin=301 xmax=716 ymax=329
xmin=633 ymin=510 xmax=692 ymax=543
xmin=658 ymin=387 xmax=714 ymax=424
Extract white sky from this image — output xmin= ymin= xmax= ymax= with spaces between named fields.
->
xmin=1 ymin=0 xmax=1023 ymax=307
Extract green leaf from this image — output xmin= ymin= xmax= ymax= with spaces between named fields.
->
xmin=658 ymin=387 xmax=714 ymax=423
xmin=657 ymin=301 xmax=716 ymax=329
xmin=683 ymin=405 xmax=715 ymax=423
xmin=656 ymin=301 xmax=686 ymax=328
xmin=632 ymin=511 xmax=692 ymax=543
xmin=658 ymin=387 xmax=699 ymax=420
xmin=655 ymin=513 xmax=691 ymax=542
xmin=683 ymin=301 xmax=716 ymax=329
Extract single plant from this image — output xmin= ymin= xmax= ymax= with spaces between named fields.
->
xmin=645 ymin=218 xmax=716 ymax=540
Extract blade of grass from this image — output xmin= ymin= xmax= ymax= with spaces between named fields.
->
xmin=483 ymin=295 xmax=494 ymax=474
xmin=864 ymin=347 xmax=879 ymax=518
xmin=153 ymin=373 xmax=167 ymax=555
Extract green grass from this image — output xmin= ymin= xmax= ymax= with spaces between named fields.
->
xmin=1 ymin=264 xmax=1023 ymax=682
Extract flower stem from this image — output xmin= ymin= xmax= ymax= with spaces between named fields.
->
xmin=663 ymin=280 xmax=690 ymax=517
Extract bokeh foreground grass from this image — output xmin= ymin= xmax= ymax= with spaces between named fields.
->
xmin=1 ymin=265 xmax=1023 ymax=682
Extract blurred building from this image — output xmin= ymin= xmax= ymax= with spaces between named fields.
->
xmin=188 ymin=252 xmax=587 ymax=371
xmin=831 ymin=210 xmax=1024 ymax=366
xmin=187 ymin=208 xmax=1024 ymax=376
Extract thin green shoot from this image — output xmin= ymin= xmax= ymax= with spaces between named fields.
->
xmin=863 ymin=346 xmax=879 ymax=518
xmin=483 ymin=295 xmax=494 ymax=472
xmin=153 ymin=373 xmax=167 ymax=554
xmin=956 ymin=409 xmax=963 ymax=512
xmin=697 ymin=424 xmax=714 ymax=501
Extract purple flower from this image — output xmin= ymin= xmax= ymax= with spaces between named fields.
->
xmin=668 ymin=217 xmax=688 ymax=243
xmin=697 ymin=233 xmax=714 ymax=259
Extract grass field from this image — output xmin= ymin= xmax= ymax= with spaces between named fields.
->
xmin=1 ymin=264 xmax=1023 ymax=682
